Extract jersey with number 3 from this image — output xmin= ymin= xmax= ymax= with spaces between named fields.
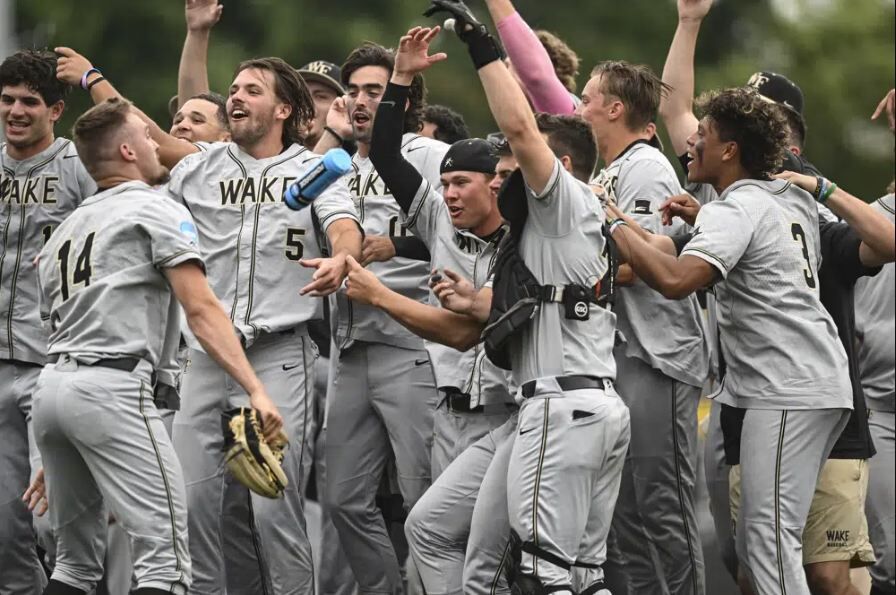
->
xmin=38 ymin=181 xmax=203 ymax=366
xmin=165 ymin=142 xmax=359 ymax=348
xmin=681 ymin=178 xmax=851 ymax=411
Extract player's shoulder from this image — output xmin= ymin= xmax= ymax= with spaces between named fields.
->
xmin=875 ymin=192 xmax=895 ymax=216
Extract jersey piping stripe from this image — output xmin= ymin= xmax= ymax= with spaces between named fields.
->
xmin=225 ymin=148 xmax=248 ymax=322
xmin=138 ymin=379 xmax=188 ymax=590
xmin=670 ymin=385 xmax=700 ymax=595
xmin=774 ymin=411 xmax=788 ymax=595
xmin=405 ymin=181 xmax=432 ymax=231
xmin=879 ymin=198 xmax=895 ymax=215
xmin=242 ymin=146 xmax=307 ymax=331
xmin=530 ymin=398 xmax=551 ymax=576
xmin=5 ymin=140 xmax=72 ymax=359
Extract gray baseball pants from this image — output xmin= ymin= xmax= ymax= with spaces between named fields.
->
xmin=0 ymin=360 xmax=52 ymax=595
xmin=405 ymin=413 xmax=517 ymax=594
xmin=324 ymin=340 xmax=438 ymax=595
xmin=866 ymin=408 xmax=895 ymax=592
xmin=430 ymin=398 xmax=516 ymax=480
xmin=33 ymin=356 xmax=190 ymax=594
xmin=507 ymin=378 xmax=630 ymax=589
xmin=703 ymin=398 xmax=739 ymax=580
xmin=173 ymin=330 xmax=316 ymax=595
xmin=735 ymin=407 xmax=849 ymax=595
xmin=612 ymin=351 xmax=705 ymax=595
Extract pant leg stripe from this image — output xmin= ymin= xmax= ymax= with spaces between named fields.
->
xmin=491 ymin=539 xmax=513 ymax=595
xmin=138 ymin=380 xmax=188 ymax=592
xmin=530 ymin=399 xmax=551 ymax=577
xmin=246 ymin=493 xmax=273 ymax=595
xmin=299 ymin=335 xmax=315 ymax=590
xmin=670 ymin=384 xmax=700 ymax=595
xmin=775 ymin=411 xmax=788 ymax=595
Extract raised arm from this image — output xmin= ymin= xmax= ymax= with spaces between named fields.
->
xmin=487 ymin=1 xmax=577 ymax=115
xmin=56 ymin=47 xmax=198 ymax=169
xmin=660 ymin=0 xmax=713 ymax=156
xmin=777 ymin=171 xmax=896 ymax=267
xmin=178 ymin=0 xmax=223 ymax=106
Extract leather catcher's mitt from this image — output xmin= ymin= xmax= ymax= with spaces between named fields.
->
xmin=222 ymin=407 xmax=289 ymax=499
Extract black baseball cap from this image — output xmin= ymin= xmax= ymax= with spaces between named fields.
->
xmin=297 ymin=61 xmax=345 ymax=95
xmin=746 ymin=71 xmax=806 ymax=141
xmin=441 ymin=139 xmax=500 ymax=175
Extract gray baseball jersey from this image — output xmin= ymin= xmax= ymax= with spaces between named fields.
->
xmin=854 ymin=193 xmax=895 ymax=412
xmin=0 ymin=138 xmax=95 ymax=364
xmin=404 ymin=177 xmax=514 ymax=407
xmin=334 ymin=133 xmax=447 ymax=350
xmin=681 ymin=178 xmax=851 ymax=410
xmin=38 ymin=180 xmax=202 ymax=364
xmin=510 ymin=159 xmax=617 ymax=387
xmin=591 ymin=141 xmax=708 ymax=387
xmin=165 ymin=142 xmax=358 ymax=348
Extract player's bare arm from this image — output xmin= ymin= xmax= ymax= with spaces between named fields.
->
xmin=777 ymin=171 xmax=896 ymax=266
xmin=178 ymin=0 xmax=222 ymax=107
xmin=55 ymin=47 xmax=199 ymax=168
xmin=299 ymin=218 xmax=363 ymax=297
xmin=871 ymin=87 xmax=895 ymax=132
xmin=608 ymin=214 xmax=719 ymax=300
xmin=343 ymin=256 xmax=483 ymax=350
xmin=659 ymin=0 xmax=714 ymax=155
xmin=165 ymin=261 xmax=284 ymax=441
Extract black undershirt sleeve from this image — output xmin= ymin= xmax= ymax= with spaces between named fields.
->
xmin=390 ymin=236 xmax=431 ymax=261
xmin=672 ymin=232 xmax=694 ymax=256
xmin=369 ymin=81 xmax=426 ymax=215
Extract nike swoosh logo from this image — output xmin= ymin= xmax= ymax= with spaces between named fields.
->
xmin=406 ymin=146 xmax=426 ymax=154
xmin=519 ymin=426 xmax=538 ymax=436
xmin=414 ymin=359 xmax=429 ymax=366
xmin=282 ymin=363 xmax=301 ymax=371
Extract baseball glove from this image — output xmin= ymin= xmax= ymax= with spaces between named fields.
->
xmin=222 ymin=407 xmax=289 ymax=499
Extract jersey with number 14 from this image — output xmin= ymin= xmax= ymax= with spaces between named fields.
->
xmin=681 ymin=178 xmax=851 ymax=411
xmin=166 ymin=142 xmax=359 ymax=348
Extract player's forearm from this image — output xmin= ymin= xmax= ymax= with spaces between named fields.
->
xmin=825 ymin=189 xmax=896 ymax=265
xmin=327 ymin=218 xmax=363 ymax=262
xmin=660 ymin=18 xmax=702 ymax=156
xmin=495 ymin=11 xmax=576 ymax=115
xmin=611 ymin=224 xmax=700 ymax=299
xmin=178 ymin=29 xmax=212 ymax=107
xmin=375 ymin=289 xmax=483 ymax=351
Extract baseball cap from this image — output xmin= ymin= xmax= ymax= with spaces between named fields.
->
xmin=441 ymin=139 xmax=500 ymax=175
xmin=746 ymin=71 xmax=804 ymax=114
xmin=297 ymin=61 xmax=345 ymax=95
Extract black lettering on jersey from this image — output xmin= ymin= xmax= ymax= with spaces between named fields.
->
xmin=0 ymin=175 xmax=59 ymax=205
xmin=455 ymin=233 xmax=484 ymax=255
xmin=592 ymin=171 xmax=618 ymax=201
xmin=348 ymin=173 xmax=391 ymax=199
xmin=219 ymin=176 xmax=298 ymax=206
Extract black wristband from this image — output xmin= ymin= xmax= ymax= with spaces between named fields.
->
xmin=86 ymin=75 xmax=106 ymax=91
xmin=466 ymin=33 xmax=503 ymax=70
xmin=324 ymin=126 xmax=345 ymax=144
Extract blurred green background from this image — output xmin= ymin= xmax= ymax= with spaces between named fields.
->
xmin=5 ymin=0 xmax=895 ymax=198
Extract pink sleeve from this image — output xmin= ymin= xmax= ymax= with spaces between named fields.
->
xmin=496 ymin=11 xmax=577 ymax=116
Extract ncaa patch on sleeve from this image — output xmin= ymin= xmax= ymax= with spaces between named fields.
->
xmin=180 ymin=221 xmax=199 ymax=245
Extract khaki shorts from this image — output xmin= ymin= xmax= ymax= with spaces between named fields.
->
xmin=730 ymin=459 xmax=876 ymax=567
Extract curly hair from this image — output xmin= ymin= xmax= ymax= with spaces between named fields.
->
xmin=233 ymin=58 xmax=314 ymax=148
xmin=0 ymin=49 xmax=69 ymax=106
xmin=590 ymin=61 xmax=669 ymax=131
xmin=696 ymin=87 xmax=789 ymax=180
xmin=423 ymin=104 xmax=469 ymax=144
xmin=535 ymin=113 xmax=597 ymax=183
xmin=341 ymin=43 xmax=426 ymax=134
xmin=535 ymin=30 xmax=580 ymax=94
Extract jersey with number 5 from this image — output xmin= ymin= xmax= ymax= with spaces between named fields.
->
xmin=165 ymin=142 xmax=359 ymax=348
xmin=38 ymin=181 xmax=203 ymax=367
xmin=681 ymin=178 xmax=851 ymax=411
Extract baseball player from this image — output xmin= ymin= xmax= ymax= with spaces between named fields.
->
xmin=311 ymin=41 xmax=447 ymax=594
xmin=855 ymin=190 xmax=896 ymax=595
xmin=66 ymin=53 xmax=361 ymax=593
xmin=34 ymin=96 xmax=283 ymax=595
xmin=0 ymin=49 xmax=95 ymax=594
xmin=608 ymin=87 xmax=853 ymax=595
xmin=339 ymin=26 xmax=517 ymax=592
xmin=169 ymin=92 xmax=231 ymax=144
xmin=420 ymin=6 xmax=631 ymax=592
xmin=579 ymin=59 xmax=709 ymax=595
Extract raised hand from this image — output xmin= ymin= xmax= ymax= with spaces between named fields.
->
xmin=395 ymin=26 xmax=448 ymax=82
xmin=186 ymin=0 xmax=223 ymax=32
xmin=677 ymin=0 xmax=714 ymax=22
xmin=872 ymin=88 xmax=895 ymax=133
xmin=325 ymin=96 xmax=353 ymax=141
xmin=424 ymin=0 xmax=487 ymax=41
xmin=429 ymin=268 xmax=477 ymax=315
xmin=54 ymin=47 xmax=94 ymax=87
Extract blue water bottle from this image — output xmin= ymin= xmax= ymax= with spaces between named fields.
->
xmin=283 ymin=148 xmax=353 ymax=210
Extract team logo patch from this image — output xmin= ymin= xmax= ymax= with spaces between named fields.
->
xmin=633 ymin=200 xmax=652 ymax=215
xmin=180 ymin=221 xmax=199 ymax=244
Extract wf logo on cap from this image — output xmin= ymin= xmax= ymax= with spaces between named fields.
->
xmin=304 ymin=61 xmax=332 ymax=75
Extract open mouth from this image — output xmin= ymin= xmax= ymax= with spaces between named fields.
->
xmin=448 ymin=206 xmax=463 ymax=217
xmin=353 ymin=112 xmax=371 ymax=127
xmin=6 ymin=120 xmax=29 ymax=132
xmin=230 ymin=108 xmax=249 ymax=122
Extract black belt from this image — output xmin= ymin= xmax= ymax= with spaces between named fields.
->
xmin=520 ymin=375 xmax=609 ymax=399
xmin=442 ymin=391 xmax=484 ymax=413
xmin=49 ymin=355 xmax=140 ymax=372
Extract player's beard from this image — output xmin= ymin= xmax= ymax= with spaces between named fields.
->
xmin=148 ymin=166 xmax=171 ymax=187
xmin=232 ymin=112 xmax=273 ymax=149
